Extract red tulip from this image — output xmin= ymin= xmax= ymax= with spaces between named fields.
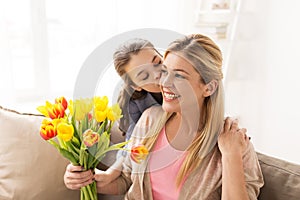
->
xmin=37 ymin=100 xmax=67 ymax=120
xmin=40 ymin=118 xmax=57 ymax=140
xmin=55 ymin=97 xmax=68 ymax=110
xmin=47 ymin=103 xmax=66 ymax=119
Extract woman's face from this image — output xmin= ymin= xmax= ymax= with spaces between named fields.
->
xmin=124 ymin=48 xmax=162 ymax=93
xmin=160 ymin=52 xmax=208 ymax=114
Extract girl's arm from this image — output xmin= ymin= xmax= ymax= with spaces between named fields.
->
xmin=94 ymin=157 xmax=124 ymax=187
xmin=218 ymin=118 xmax=250 ymax=200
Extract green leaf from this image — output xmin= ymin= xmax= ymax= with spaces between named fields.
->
xmin=71 ymin=117 xmax=79 ymax=138
xmin=78 ymin=122 xmax=83 ymax=141
xmin=91 ymin=154 xmax=106 ymax=168
xmin=59 ymin=148 xmax=78 ymax=165
xmin=88 ymin=144 xmax=97 ymax=157
xmin=48 ymin=139 xmax=60 ymax=150
xmin=93 ymin=140 xmax=129 ymax=164
xmin=71 ymin=136 xmax=80 ymax=149
xmin=66 ymin=141 xmax=80 ymax=159
xmin=79 ymin=148 xmax=85 ymax=167
xmin=82 ymin=114 xmax=88 ymax=132
xmin=57 ymin=136 xmax=67 ymax=149
xmin=108 ymin=140 xmax=129 ymax=150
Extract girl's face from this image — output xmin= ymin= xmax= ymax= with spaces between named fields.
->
xmin=124 ymin=48 xmax=162 ymax=93
xmin=160 ymin=52 xmax=209 ymax=114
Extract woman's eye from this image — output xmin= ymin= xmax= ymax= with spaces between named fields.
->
xmin=175 ymin=73 xmax=185 ymax=79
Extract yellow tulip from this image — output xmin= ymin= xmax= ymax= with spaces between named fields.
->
xmin=106 ymin=104 xmax=122 ymax=122
xmin=95 ymin=109 xmax=107 ymax=123
xmin=37 ymin=103 xmax=49 ymax=117
xmin=57 ymin=122 xmax=74 ymax=142
xmin=73 ymin=98 xmax=93 ymax=121
xmin=68 ymin=100 xmax=74 ymax=115
xmin=94 ymin=96 xmax=108 ymax=112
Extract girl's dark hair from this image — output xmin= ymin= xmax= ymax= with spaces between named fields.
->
xmin=113 ymin=38 xmax=159 ymax=133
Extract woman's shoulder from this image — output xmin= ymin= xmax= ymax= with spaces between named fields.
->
xmin=142 ymin=104 xmax=164 ymax=115
xmin=137 ymin=105 xmax=164 ymax=126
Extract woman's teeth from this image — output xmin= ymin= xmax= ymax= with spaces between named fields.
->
xmin=164 ymin=92 xmax=180 ymax=99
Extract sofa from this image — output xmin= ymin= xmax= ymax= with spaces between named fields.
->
xmin=0 ymin=105 xmax=299 ymax=200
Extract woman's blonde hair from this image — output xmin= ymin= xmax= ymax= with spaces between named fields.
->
xmin=142 ymin=34 xmax=224 ymax=186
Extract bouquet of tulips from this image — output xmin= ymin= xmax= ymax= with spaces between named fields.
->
xmin=37 ymin=96 xmax=143 ymax=200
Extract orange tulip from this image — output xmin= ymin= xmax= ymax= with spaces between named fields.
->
xmin=130 ymin=144 xmax=149 ymax=164
xmin=37 ymin=101 xmax=66 ymax=119
xmin=55 ymin=97 xmax=68 ymax=110
xmin=48 ymin=103 xmax=66 ymax=119
xmin=40 ymin=118 xmax=57 ymax=140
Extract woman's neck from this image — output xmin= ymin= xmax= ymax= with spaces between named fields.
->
xmin=165 ymin=112 xmax=201 ymax=151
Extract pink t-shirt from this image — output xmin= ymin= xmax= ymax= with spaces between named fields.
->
xmin=149 ymin=127 xmax=186 ymax=200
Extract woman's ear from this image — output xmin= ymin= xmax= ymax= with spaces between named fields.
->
xmin=203 ymin=80 xmax=218 ymax=97
xmin=130 ymin=84 xmax=142 ymax=92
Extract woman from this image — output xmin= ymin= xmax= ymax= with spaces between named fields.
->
xmin=64 ymin=38 xmax=164 ymax=189
xmin=67 ymin=34 xmax=264 ymax=199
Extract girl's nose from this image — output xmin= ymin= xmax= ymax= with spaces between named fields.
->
xmin=153 ymin=71 xmax=161 ymax=80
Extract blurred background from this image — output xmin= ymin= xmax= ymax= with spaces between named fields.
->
xmin=1 ymin=0 xmax=300 ymax=164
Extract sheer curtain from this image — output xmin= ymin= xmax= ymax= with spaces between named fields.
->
xmin=0 ymin=0 xmax=181 ymax=112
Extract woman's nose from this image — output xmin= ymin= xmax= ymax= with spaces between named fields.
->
xmin=160 ymin=74 xmax=173 ymax=87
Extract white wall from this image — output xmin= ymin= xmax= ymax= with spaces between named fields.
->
xmin=222 ymin=0 xmax=300 ymax=164
xmin=260 ymin=0 xmax=300 ymax=163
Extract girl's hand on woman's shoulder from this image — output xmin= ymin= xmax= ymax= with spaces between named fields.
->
xmin=218 ymin=117 xmax=250 ymax=158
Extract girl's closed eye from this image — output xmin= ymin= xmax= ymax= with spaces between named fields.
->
xmin=161 ymin=69 xmax=168 ymax=76
xmin=141 ymin=72 xmax=149 ymax=80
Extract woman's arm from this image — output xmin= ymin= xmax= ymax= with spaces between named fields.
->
xmin=218 ymin=118 xmax=250 ymax=200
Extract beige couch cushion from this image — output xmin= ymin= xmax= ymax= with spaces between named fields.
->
xmin=0 ymin=106 xmax=79 ymax=200
xmin=257 ymin=152 xmax=300 ymax=200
